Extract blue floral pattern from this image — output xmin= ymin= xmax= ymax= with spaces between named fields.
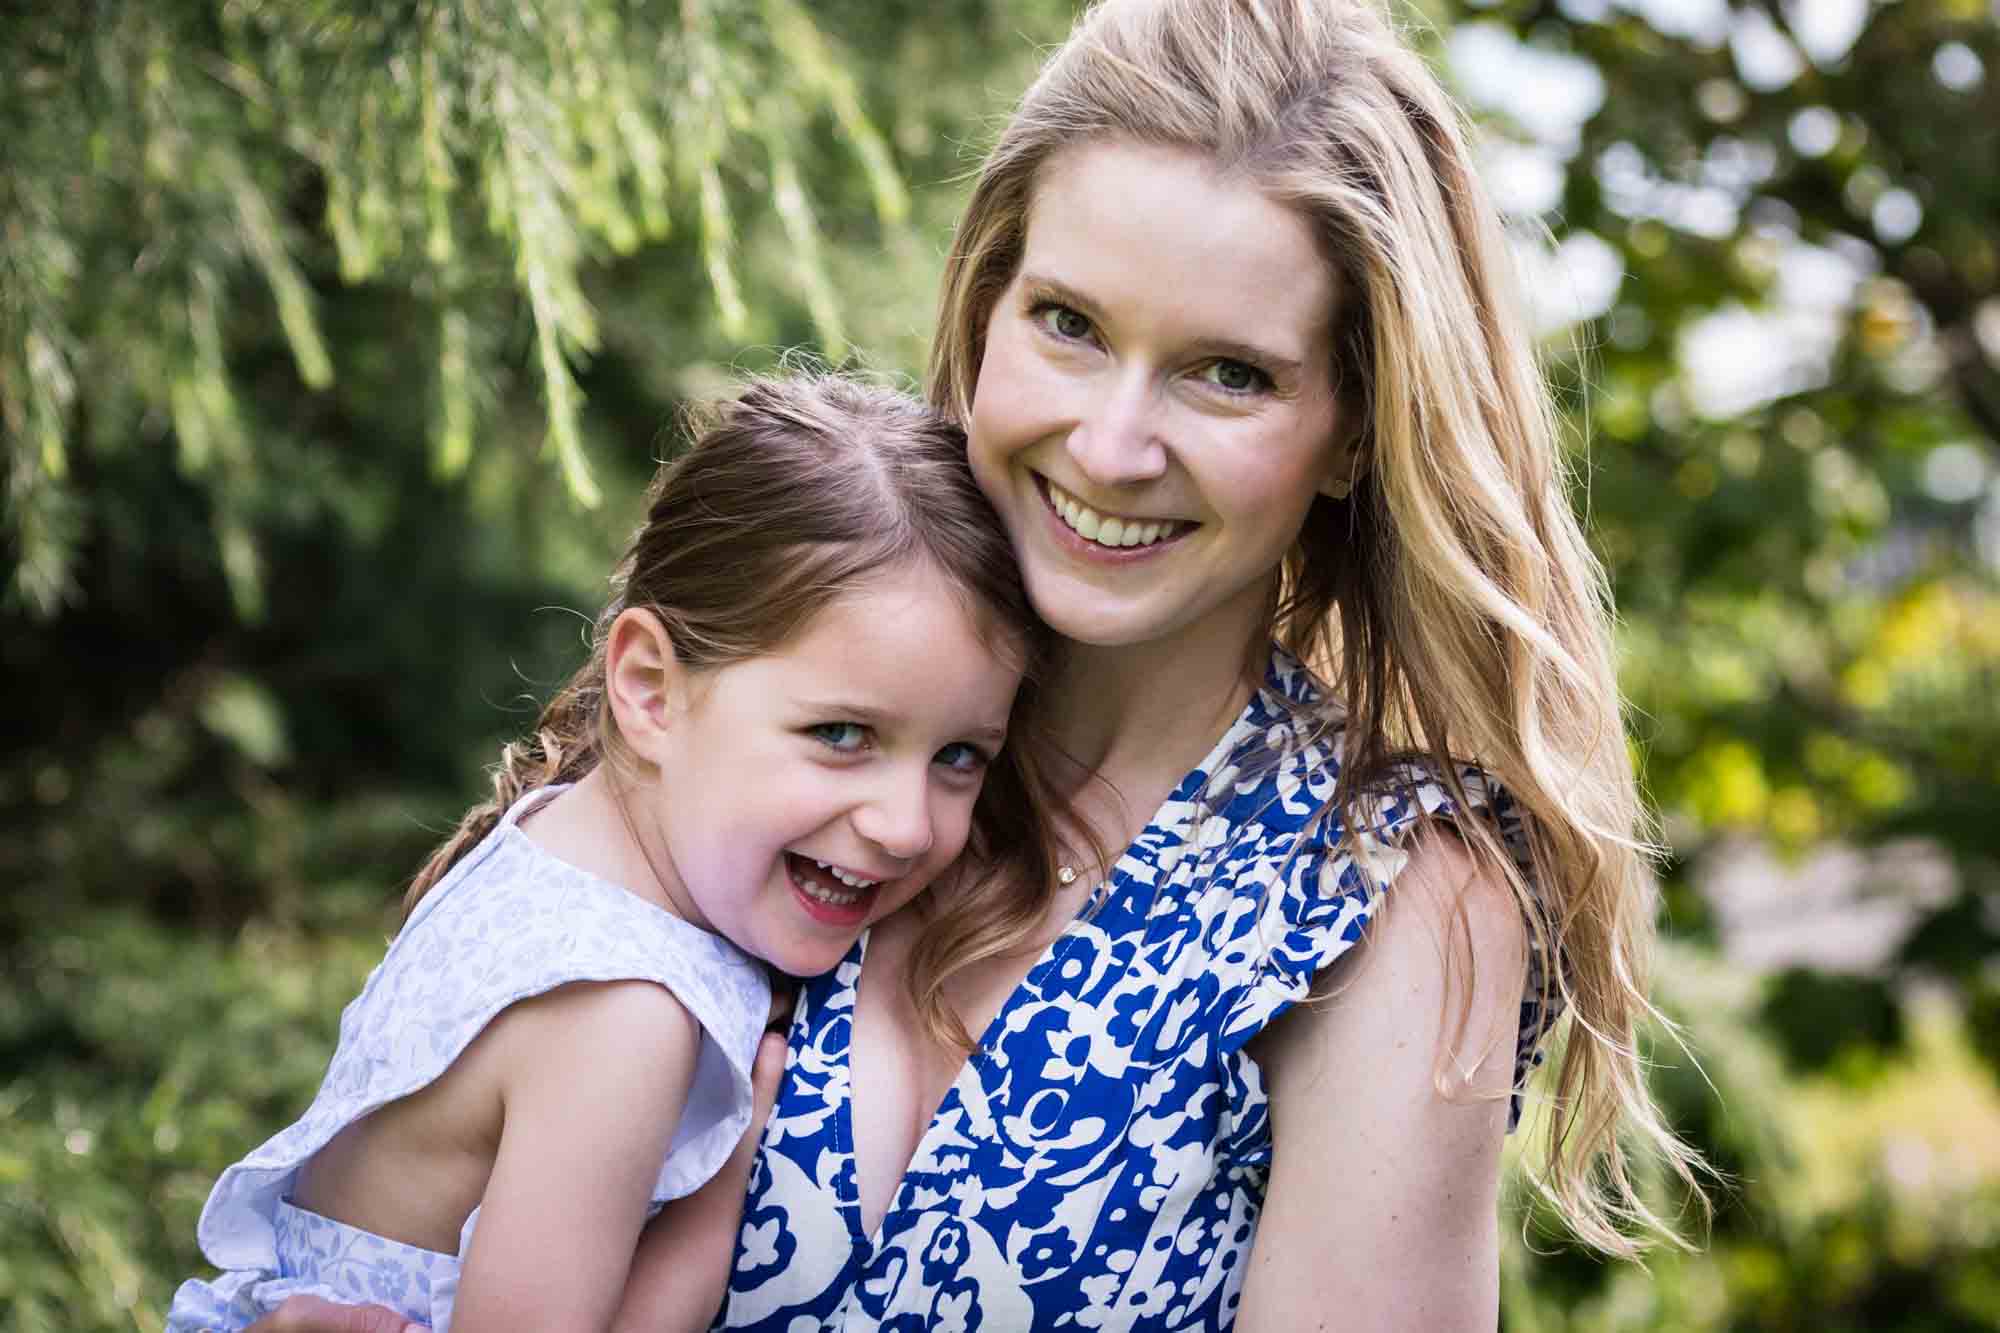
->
xmin=714 ymin=649 xmax=1556 ymax=1331
xmin=168 ymin=787 xmax=771 ymax=1332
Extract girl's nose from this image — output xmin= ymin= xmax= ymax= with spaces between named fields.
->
xmin=853 ymin=767 xmax=934 ymax=862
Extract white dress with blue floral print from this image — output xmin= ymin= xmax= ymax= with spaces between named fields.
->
xmin=713 ymin=649 xmax=1555 ymax=1332
xmin=167 ymin=786 xmax=771 ymax=1333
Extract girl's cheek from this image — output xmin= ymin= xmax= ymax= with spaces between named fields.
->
xmin=937 ymin=807 xmax=978 ymax=866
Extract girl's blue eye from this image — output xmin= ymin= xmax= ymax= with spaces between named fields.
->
xmin=810 ymin=722 xmax=868 ymax=752
xmin=1036 ymin=303 xmax=1093 ymax=341
xmin=1201 ymin=359 xmax=1269 ymax=394
xmin=934 ymin=742 xmax=990 ymax=773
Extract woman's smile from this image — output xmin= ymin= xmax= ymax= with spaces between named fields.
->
xmin=1036 ymin=474 xmax=1195 ymax=557
xmin=968 ymin=137 xmax=1351 ymax=654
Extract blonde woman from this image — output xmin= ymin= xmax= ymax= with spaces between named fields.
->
xmin=255 ymin=2 xmax=1699 ymax=1329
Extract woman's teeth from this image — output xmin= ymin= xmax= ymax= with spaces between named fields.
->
xmin=1046 ymin=480 xmax=1181 ymax=548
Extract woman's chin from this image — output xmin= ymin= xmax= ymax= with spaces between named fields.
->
xmin=1022 ymin=569 xmax=1267 ymax=662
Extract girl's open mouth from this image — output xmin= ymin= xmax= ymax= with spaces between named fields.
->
xmin=784 ymin=852 xmax=881 ymax=925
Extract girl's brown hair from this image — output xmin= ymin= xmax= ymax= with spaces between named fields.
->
xmin=407 ymin=373 xmax=1061 ymax=1044
xmin=931 ymin=0 xmax=1704 ymax=1256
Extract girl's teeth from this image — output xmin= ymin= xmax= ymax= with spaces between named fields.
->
xmin=798 ymin=877 xmax=859 ymax=905
xmin=808 ymin=859 xmax=880 ymax=891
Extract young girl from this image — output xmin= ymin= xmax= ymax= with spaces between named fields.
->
xmin=167 ymin=374 xmax=1055 ymax=1333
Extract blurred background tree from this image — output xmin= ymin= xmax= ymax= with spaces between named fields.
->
xmin=1436 ymin=1 xmax=2000 ymax=1328
xmin=3 ymin=1 xmax=1996 ymax=1329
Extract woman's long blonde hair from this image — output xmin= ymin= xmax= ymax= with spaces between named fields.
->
xmin=930 ymin=0 xmax=1704 ymax=1256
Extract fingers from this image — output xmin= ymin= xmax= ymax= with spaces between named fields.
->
xmin=708 ymin=1029 xmax=785 ymax=1221
xmin=247 ymin=1294 xmax=424 ymax=1333
xmin=748 ymin=1029 xmax=787 ymax=1134
xmin=715 ymin=1029 xmax=785 ymax=1193
xmin=765 ymin=979 xmax=797 ymax=1030
xmin=608 ymin=1029 xmax=789 ymax=1333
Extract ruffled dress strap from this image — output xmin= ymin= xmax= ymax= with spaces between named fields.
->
xmin=1212 ymin=657 xmax=1561 ymax=1126
xmin=173 ymin=786 xmax=770 ymax=1328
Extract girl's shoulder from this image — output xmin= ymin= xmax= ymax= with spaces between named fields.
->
xmin=191 ymin=802 xmax=773 ymax=1276
xmin=397 ymin=815 xmax=771 ymax=1058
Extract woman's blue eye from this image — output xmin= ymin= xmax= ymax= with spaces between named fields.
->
xmin=1037 ymin=304 xmax=1093 ymax=341
xmin=1201 ymin=359 xmax=1268 ymax=394
xmin=810 ymin=723 xmax=868 ymax=752
xmin=934 ymin=742 xmax=990 ymax=773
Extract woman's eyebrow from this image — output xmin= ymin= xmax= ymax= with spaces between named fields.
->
xmin=1018 ymin=272 xmax=1104 ymax=322
xmin=1187 ymin=335 xmax=1304 ymax=378
xmin=1019 ymin=271 xmax=1305 ymax=376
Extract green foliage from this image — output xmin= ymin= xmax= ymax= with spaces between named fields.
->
xmin=0 ymin=0 xmax=914 ymax=615
xmin=1443 ymin=1 xmax=2000 ymax=1324
xmin=1430 ymin=0 xmax=2000 ymax=993
xmin=1760 ymin=967 xmax=1906 ymax=1075
xmin=2 ymin=903 xmax=384 ymax=1331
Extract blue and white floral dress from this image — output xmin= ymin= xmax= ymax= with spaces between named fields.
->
xmin=713 ymin=649 xmax=1556 ymax=1331
xmin=168 ymin=786 xmax=770 ymax=1333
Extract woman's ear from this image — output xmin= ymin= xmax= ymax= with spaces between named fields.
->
xmin=604 ymin=608 xmax=688 ymax=766
xmin=1319 ymin=333 xmax=1370 ymax=501
xmin=1317 ymin=383 xmax=1368 ymax=501
xmin=1318 ymin=440 xmax=1366 ymax=501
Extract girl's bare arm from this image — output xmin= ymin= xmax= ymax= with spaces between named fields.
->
xmin=244 ymin=1025 xmax=786 ymax=1333
xmin=448 ymin=980 xmax=702 ymax=1333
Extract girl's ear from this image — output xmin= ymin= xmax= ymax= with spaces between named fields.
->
xmin=604 ymin=608 xmax=688 ymax=766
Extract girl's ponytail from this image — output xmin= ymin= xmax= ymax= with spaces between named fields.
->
xmin=401 ymin=641 xmax=608 ymax=917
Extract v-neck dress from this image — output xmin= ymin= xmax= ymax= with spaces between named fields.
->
xmin=712 ymin=649 xmax=1557 ymax=1332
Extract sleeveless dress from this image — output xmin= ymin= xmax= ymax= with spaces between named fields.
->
xmin=167 ymin=786 xmax=771 ymax=1333
xmin=713 ymin=649 xmax=1557 ymax=1331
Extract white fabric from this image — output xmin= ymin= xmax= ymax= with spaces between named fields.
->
xmin=167 ymin=786 xmax=770 ymax=1331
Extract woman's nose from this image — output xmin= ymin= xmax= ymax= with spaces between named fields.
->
xmin=1065 ymin=371 xmax=1167 ymax=487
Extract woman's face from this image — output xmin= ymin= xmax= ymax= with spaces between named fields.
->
xmin=968 ymin=138 xmax=1354 ymax=657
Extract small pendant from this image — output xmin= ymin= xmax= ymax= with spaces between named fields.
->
xmin=1057 ymin=865 xmax=1078 ymax=886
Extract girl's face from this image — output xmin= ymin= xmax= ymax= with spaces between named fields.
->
xmin=636 ymin=562 xmax=1022 ymax=977
xmin=968 ymin=139 xmax=1355 ymax=658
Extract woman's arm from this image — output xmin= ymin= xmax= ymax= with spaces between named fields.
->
xmin=1234 ymin=828 xmax=1528 ymax=1332
xmin=449 ymin=980 xmax=702 ymax=1333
